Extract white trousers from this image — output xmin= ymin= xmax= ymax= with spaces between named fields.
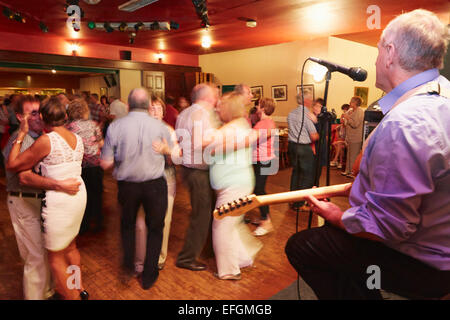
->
xmin=135 ymin=167 xmax=176 ymax=272
xmin=7 ymin=195 xmax=53 ymax=300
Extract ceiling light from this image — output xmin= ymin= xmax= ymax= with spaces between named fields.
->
xmin=118 ymin=0 xmax=159 ymax=12
xmin=69 ymin=42 xmax=80 ymax=55
xmin=169 ymin=21 xmax=179 ymax=30
xmin=201 ymin=35 xmax=211 ymax=48
xmin=119 ymin=22 xmax=128 ymax=32
xmin=51 ymin=69 xmax=57 ymax=74
xmin=246 ymin=20 xmax=257 ymax=28
xmin=104 ymin=22 xmax=114 ymax=32
xmin=129 ymin=32 xmax=136 ymax=44
xmin=150 ymin=21 xmax=159 ymax=30
xmin=134 ymin=21 xmax=144 ymax=31
xmin=88 ymin=21 xmax=173 ymax=32
xmin=155 ymin=52 xmax=164 ymax=62
xmin=39 ymin=22 xmax=49 ymax=33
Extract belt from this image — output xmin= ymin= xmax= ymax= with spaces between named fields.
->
xmin=9 ymin=191 xmax=45 ymax=199
xmin=289 ymin=141 xmax=311 ymax=146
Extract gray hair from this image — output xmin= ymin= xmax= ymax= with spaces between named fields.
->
xmin=191 ymin=83 xmax=214 ymax=103
xmin=234 ymin=84 xmax=250 ymax=95
xmin=128 ymin=88 xmax=149 ymax=110
xmin=381 ymin=9 xmax=449 ymax=72
xmin=296 ymin=91 xmax=312 ymax=105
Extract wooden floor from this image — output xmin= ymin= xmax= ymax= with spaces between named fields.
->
xmin=0 ymin=164 xmax=352 ymax=300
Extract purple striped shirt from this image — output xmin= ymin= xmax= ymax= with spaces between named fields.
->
xmin=342 ymin=69 xmax=450 ymax=270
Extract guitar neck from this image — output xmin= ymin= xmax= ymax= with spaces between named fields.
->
xmin=256 ymin=183 xmax=352 ymax=206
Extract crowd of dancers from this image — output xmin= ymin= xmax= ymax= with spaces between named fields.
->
xmin=2 ymin=8 xmax=449 ymax=301
xmin=2 ymin=83 xmax=284 ymax=299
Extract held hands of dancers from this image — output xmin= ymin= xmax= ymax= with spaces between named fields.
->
xmin=152 ymin=138 xmax=170 ymax=155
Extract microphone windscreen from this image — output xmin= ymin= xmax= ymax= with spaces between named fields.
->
xmin=351 ymin=67 xmax=368 ymax=82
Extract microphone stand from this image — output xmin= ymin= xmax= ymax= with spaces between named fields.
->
xmin=308 ymin=70 xmax=335 ymax=228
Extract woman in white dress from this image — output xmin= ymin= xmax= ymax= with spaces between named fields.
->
xmin=7 ymin=97 xmax=88 ymax=300
xmin=209 ymin=92 xmax=263 ymax=280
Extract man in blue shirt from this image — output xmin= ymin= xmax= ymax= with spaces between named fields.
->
xmin=101 ymin=88 xmax=172 ymax=290
xmin=285 ymin=9 xmax=450 ymax=299
xmin=287 ymin=92 xmax=319 ymax=210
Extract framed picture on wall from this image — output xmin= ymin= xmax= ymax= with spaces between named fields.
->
xmin=250 ymin=86 xmax=263 ymax=101
xmin=354 ymin=86 xmax=369 ymax=108
xmin=272 ymin=85 xmax=287 ymax=101
xmin=296 ymin=84 xmax=315 ymax=101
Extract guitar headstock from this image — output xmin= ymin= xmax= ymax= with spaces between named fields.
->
xmin=213 ymin=194 xmax=260 ymax=220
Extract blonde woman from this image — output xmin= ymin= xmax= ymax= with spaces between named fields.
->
xmin=209 ymin=92 xmax=262 ymax=280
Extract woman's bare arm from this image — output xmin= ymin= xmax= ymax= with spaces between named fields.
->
xmin=6 ymin=135 xmax=50 ymax=172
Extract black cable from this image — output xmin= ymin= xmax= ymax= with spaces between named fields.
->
xmin=294 ymin=58 xmax=312 ymax=300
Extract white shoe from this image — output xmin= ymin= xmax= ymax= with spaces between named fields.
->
xmin=337 ymin=163 xmax=342 ymax=169
xmin=330 ymin=161 xmax=337 ymax=167
xmin=254 ymin=226 xmax=273 ymax=236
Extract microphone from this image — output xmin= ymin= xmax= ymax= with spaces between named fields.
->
xmin=309 ymin=57 xmax=368 ymax=82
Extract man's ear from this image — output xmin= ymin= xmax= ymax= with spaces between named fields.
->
xmin=385 ymin=43 xmax=396 ymax=69
xmin=16 ymin=113 xmax=24 ymax=122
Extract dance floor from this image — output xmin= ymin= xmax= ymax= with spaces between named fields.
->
xmin=0 ymin=164 xmax=352 ymax=300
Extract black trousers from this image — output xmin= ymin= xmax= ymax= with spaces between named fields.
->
xmin=285 ymin=225 xmax=450 ymax=300
xmin=288 ymin=142 xmax=315 ymax=206
xmin=177 ymin=167 xmax=213 ymax=264
xmin=118 ymin=177 xmax=167 ymax=282
xmin=253 ymin=161 xmax=272 ymax=220
xmin=80 ymin=166 xmax=104 ymax=231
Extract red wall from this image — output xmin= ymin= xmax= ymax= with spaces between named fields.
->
xmin=0 ymin=31 xmax=198 ymax=67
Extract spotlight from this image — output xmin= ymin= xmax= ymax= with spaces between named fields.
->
xmin=150 ymin=21 xmax=159 ymax=30
xmin=129 ymin=32 xmax=136 ymax=44
xmin=51 ymin=69 xmax=57 ymax=74
xmin=88 ymin=21 xmax=96 ymax=29
xmin=192 ymin=0 xmax=210 ymax=29
xmin=200 ymin=16 xmax=210 ymax=28
xmin=119 ymin=22 xmax=128 ymax=32
xmin=104 ymin=22 xmax=114 ymax=32
xmin=13 ymin=13 xmax=22 ymax=22
xmin=40 ymin=22 xmax=49 ymax=33
xmin=3 ymin=7 xmax=14 ymax=20
xmin=134 ymin=21 xmax=144 ymax=31
xmin=169 ymin=21 xmax=179 ymax=30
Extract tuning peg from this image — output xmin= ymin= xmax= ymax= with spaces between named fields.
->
xmin=233 ymin=200 xmax=241 ymax=208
